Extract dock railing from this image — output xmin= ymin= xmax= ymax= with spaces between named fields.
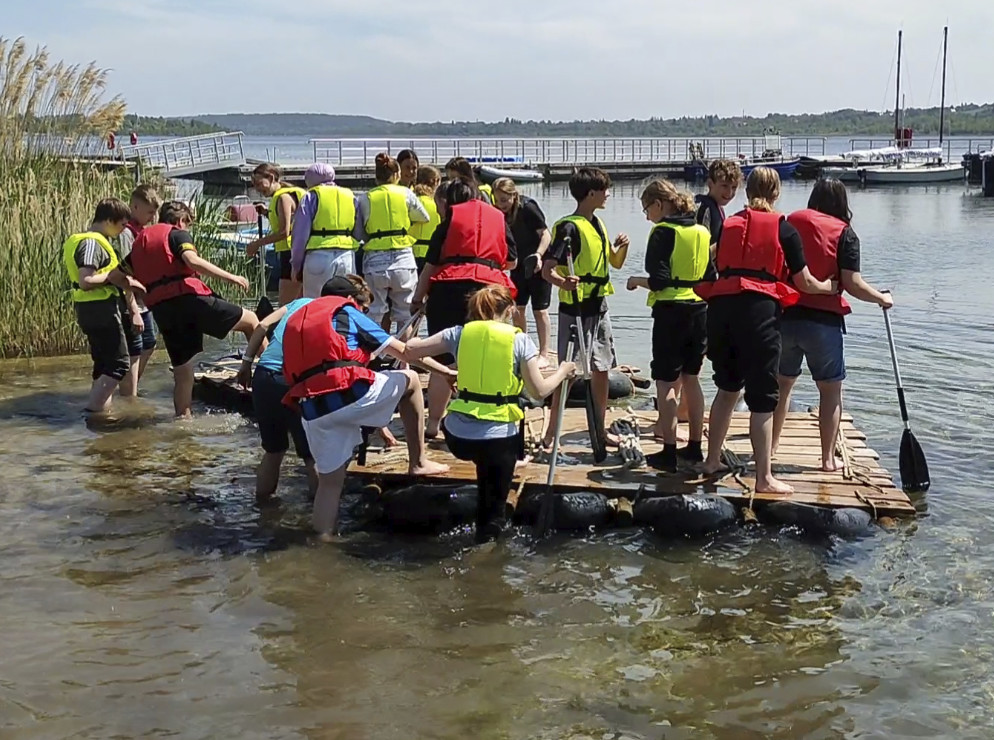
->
xmin=118 ymin=131 xmax=245 ymax=178
xmin=310 ymin=136 xmax=828 ymax=168
xmin=849 ymin=137 xmax=994 ymax=161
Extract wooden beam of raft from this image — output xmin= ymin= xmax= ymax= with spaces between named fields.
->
xmin=350 ymin=409 xmax=917 ymax=519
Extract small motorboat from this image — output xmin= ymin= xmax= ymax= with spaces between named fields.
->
xmin=477 ymin=164 xmax=544 ymax=183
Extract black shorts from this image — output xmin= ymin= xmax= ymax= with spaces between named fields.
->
xmin=650 ymin=301 xmax=707 ymax=382
xmin=511 ymin=268 xmax=552 ymax=311
xmin=425 ymin=279 xmax=488 ymax=365
xmin=124 ymin=309 xmax=157 ymax=357
xmin=151 ymin=293 xmax=244 ymax=368
xmin=75 ymin=299 xmax=130 ymax=381
xmin=706 ymin=293 xmax=782 ymax=413
xmin=252 ymin=366 xmax=311 ymax=459
xmin=278 ymin=250 xmax=293 ymax=280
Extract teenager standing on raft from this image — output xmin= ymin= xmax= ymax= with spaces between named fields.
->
xmin=411 ymin=179 xmax=518 ymax=438
xmin=246 ymin=163 xmax=305 ymax=305
xmin=289 ymin=164 xmax=359 ymax=298
xmin=281 ymin=276 xmax=452 ymax=539
xmin=773 ymin=178 xmax=894 ymax=472
xmin=696 ymin=167 xmax=836 ymax=493
xmin=397 ymin=149 xmax=419 ymax=189
xmin=626 ymin=180 xmax=713 ymax=471
xmin=541 ymin=167 xmax=629 ymax=448
xmin=129 ymin=201 xmax=259 ymax=417
xmin=407 ymin=285 xmax=575 ymax=542
xmin=355 ymin=153 xmax=429 ymax=333
xmin=117 ymin=184 xmax=161 ymax=396
xmin=62 ymin=198 xmax=146 ymax=413
xmin=493 ymin=177 xmax=554 ymax=367
xmin=409 ymin=165 xmax=442 ymax=274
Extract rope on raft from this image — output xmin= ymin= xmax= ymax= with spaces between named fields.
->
xmin=836 ymin=425 xmax=881 ymax=520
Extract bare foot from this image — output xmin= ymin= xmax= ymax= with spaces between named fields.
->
xmin=821 ymin=457 xmax=843 ymax=473
xmin=755 ymin=475 xmax=794 ymax=494
xmin=515 ymin=456 xmax=532 ymax=470
xmin=379 ymin=427 xmax=399 ymax=448
xmin=410 ymin=459 xmax=449 ymax=476
xmin=699 ymin=458 xmax=729 ymax=476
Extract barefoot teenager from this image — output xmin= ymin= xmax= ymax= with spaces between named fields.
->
xmin=281 ymin=278 xmax=451 ymax=538
xmin=773 ymin=178 xmax=894 ymax=472
xmin=407 ymin=284 xmax=575 ymax=543
xmin=696 ymin=167 xmax=836 ymax=494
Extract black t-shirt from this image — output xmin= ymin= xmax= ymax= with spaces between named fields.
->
xmin=695 ymin=194 xmax=725 ymax=245
xmin=424 ymin=218 xmax=517 ymax=266
xmin=644 ymin=215 xmax=718 ymax=295
xmin=544 ymin=216 xmax=610 ymax=316
xmin=508 ymin=196 xmax=548 ymax=266
xmin=783 ymin=225 xmax=861 ymax=326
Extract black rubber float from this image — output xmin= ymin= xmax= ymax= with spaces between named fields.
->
xmin=759 ymin=501 xmax=875 ymax=538
xmin=634 ymin=494 xmax=739 ymax=537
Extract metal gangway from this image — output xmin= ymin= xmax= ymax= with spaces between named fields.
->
xmin=118 ymin=131 xmax=246 ymax=178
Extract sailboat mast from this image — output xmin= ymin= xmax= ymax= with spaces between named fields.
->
xmin=894 ymin=29 xmax=903 ymax=143
xmin=939 ymin=25 xmax=948 ymax=147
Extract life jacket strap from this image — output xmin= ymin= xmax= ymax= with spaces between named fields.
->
xmin=311 ymin=228 xmax=353 ymax=237
xmin=292 ymin=359 xmax=365 ymax=384
xmin=414 ymin=238 xmax=431 ymax=246
xmin=439 ymin=255 xmax=501 ymax=270
xmin=457 ymin=388 xmax=518 ymax=407
xmin=577 ymin=274 xmax=610 ymax=286
xmin=145 ymin=274 xmax=188 ymax=292
xmin=367 ymin=229 xmax=408 ymax=239
xmin=658 ymin=277 xmax=703 ymax=288
xmin=719 ymin=267 xmax=779 ymax=282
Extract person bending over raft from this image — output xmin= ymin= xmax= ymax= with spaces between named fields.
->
xmin=62 ymin=198 xmax=147 ymax=414
xmin=410 ymin=179 xmax=518 ymax=438
xmin=246 ymin=163 xmax=305 ymax=305
xmin=541 ymin=167 xmax=630 ymax=449
xmin=354 ymin=153 xmax=430 ymax=334
xmin=129 ymin=201 xmax=259 ymax=417
xmin=397 ymin=149 xmax=420 ymax=189
xmin=290 ymin=164 xmax=359 ymax=299
xmin=410 ymin=165 xmax=442 ymax=274
xmin=445 ymin=156 xmax=493 ymax=204
xmin=695 ymin=167 xmax=836 ymax=493
xmin=626 ymin=180 xmax=713 ymax=471
xmin=280 ymin=278 xmax=452 ymax=539
xmin=407 ymin=285 xmax=576 ymax=543
xmin=117 ymin=184 xmax=162 ymax=398
xmin=493 ymin=177 xmax=554 ymax=368
xmin=773 ymin=178 xmax=894 ymax=472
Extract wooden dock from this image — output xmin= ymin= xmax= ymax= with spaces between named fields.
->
xmin=351 ymin=407 xmax=916 ymax=519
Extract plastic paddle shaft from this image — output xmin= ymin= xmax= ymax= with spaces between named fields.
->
xmin=536 ymin=339 xmax=575 ymax=536
xmin=882 ymin=303 xmax=910 ymax=426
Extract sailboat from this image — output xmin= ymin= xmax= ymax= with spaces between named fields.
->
xmin=858 ymin=26 xmax=965 ymax=184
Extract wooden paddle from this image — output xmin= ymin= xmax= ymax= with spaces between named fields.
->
xmin=566 ymin=246 xmax=608 ymax=463
xmin=535 ymin=335 xmax=574 ymax=538
xmin=881 ymin=298 xmax=930 ymax=493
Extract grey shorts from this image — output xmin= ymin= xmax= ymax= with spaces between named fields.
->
xmin=557 ymin=310 xmax=617 ymax=372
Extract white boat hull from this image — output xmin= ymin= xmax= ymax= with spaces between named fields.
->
xmin=820 ymin=166 xmax=861 ymax=183
xmin=858 ymin=164 xmax=965 ymax=184
xmin=478 ymin=165 xmax=544 ymax=183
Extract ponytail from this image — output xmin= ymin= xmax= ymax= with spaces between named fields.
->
xmin=466 ymin=284 xmax=514 ymax=322
xmin=374 ymin=152 xmax=400 ymax=184
xmin=745 ymin=167 xmax=781 ymax=213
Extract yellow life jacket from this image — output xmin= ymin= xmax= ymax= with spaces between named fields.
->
xmin=363 ymin=184 xmax=414 ymax=251
xmin=551 ymin=215 xmax=615 ymax=305
xmin=307 ymin=184 xmax=357 ymax=251
xmin=62 ymin=231 xmax=120 ymax=303
xmin=448 ymin=320 xmax=524 ymax=423
xmin=409 ymin=194 xmax=440 ymax=259
xmin=646 ymin=221 xmax=711 ymax=305
xmin=269 ymin=186 xmax=305 ymax=253
xmin=478 ymin=183 xmax=494 ymax=205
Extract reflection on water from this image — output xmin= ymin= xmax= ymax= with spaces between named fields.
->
xmin=2 ymin=181 xmax=994 ymax=738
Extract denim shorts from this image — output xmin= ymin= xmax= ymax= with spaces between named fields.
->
xmin=126 ymin=309 xmax=157 ymax=358
xmin=779 ymin=318 xmax=846 ymax=383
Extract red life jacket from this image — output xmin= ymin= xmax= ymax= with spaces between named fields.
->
xmin=786 ymin=209 xmax=851 ymax=316
xmin=123 ymin=220 xmax=143 ymax=239
xmin=281 ymin=296 xmax=377 ymax=404
xmin=695 ymin=208 xmax=800 ymax=307
xmin=431 ymin=200 xmax=516 ymax=295
xmin=130 ymin=223 xmax=212 ymax=307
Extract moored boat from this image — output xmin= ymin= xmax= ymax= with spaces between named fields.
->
xmin=477 ymin=164 xmax=544 ymax=183
xmin=858 ymin=161 xmax=965 ymax=184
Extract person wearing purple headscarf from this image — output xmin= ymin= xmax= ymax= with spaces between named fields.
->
xmin=290 ymin=163 xmax=361 ymax=299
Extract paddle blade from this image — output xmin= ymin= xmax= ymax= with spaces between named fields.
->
xmin=584 ymin=382 xmax=608 ymax=463
xmin=899 ymin=428 xmax=930 ymax=493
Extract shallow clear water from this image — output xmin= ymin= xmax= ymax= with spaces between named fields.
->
xmin=2 ymin=180 xmax=993 ymax=738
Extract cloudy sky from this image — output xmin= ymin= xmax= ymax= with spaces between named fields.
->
xmin=9 ymin=0 xmax=993 ymax=121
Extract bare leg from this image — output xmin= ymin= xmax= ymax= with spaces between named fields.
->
xmin=816 ymin=380 xmax=844 ymax=472
xmin=256 ymin=451 xmax=285 ymax=501
xmin=234 ymin=309 xmax=260 ymax=343
xmin=534 ymin=308 xmax=552 ymax=367
xmin=172 ymin=361 xmax=195 ymax=418
xmin=304 ymin=459 xmax=318 ymax=497
xmin=653 ymin=379 xmax=681 ymax=444
xmin=682 ymin=373 xmax=706 ymax=444
xmin=85 ymin=375 xmax=119 ymax=414
xmin=137 ymin=348 xmax=154 ymax=381
xmin=312 ymin=464 xmax=348 ymax=538
xmin=772 ymin=375 xmax=798 ymax=456
xmin=397 ymin=369 xmax=449 ymax=476
xmin=118 ymin=357 xmax=140 ymax=398
xmin=676 ymin=393 xmax=690 ymax=423
xmin=752 ymin=411 xmax=793 ymax=493
xmin=425 ymin=372 xmax=451 ymax=438
xmin=541 ymin=381 xmax=571 ymax=447
xmin=701 ymin=388 xmax=739 ymax=474
xmin=591 ymin=369 xmax=615 ymax=443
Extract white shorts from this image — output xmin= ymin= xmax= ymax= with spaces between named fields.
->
xmin=366 ymin=268 xmax=418 ymax=325
xmin=302 ymin=249 xmax=355 ymax=299
xmin=301 ymin=370 xmax=409 ymax=474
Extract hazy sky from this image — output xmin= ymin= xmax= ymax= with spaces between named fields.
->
xmin=10 ymin=0 xmax=993 ymax=121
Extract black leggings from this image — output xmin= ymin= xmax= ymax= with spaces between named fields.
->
xmin=442 ymin=425 xmax=522 ymax=542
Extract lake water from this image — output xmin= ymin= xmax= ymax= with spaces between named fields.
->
xmin=3 ymin=180 xmax=994 ymax=738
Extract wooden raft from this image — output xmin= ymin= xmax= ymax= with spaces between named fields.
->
xmin=351 ymin=407 xmax=917 ymax=519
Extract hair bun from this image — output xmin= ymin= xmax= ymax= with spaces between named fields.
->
xmin=375 ymin=153 xmax=392 ymax=166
